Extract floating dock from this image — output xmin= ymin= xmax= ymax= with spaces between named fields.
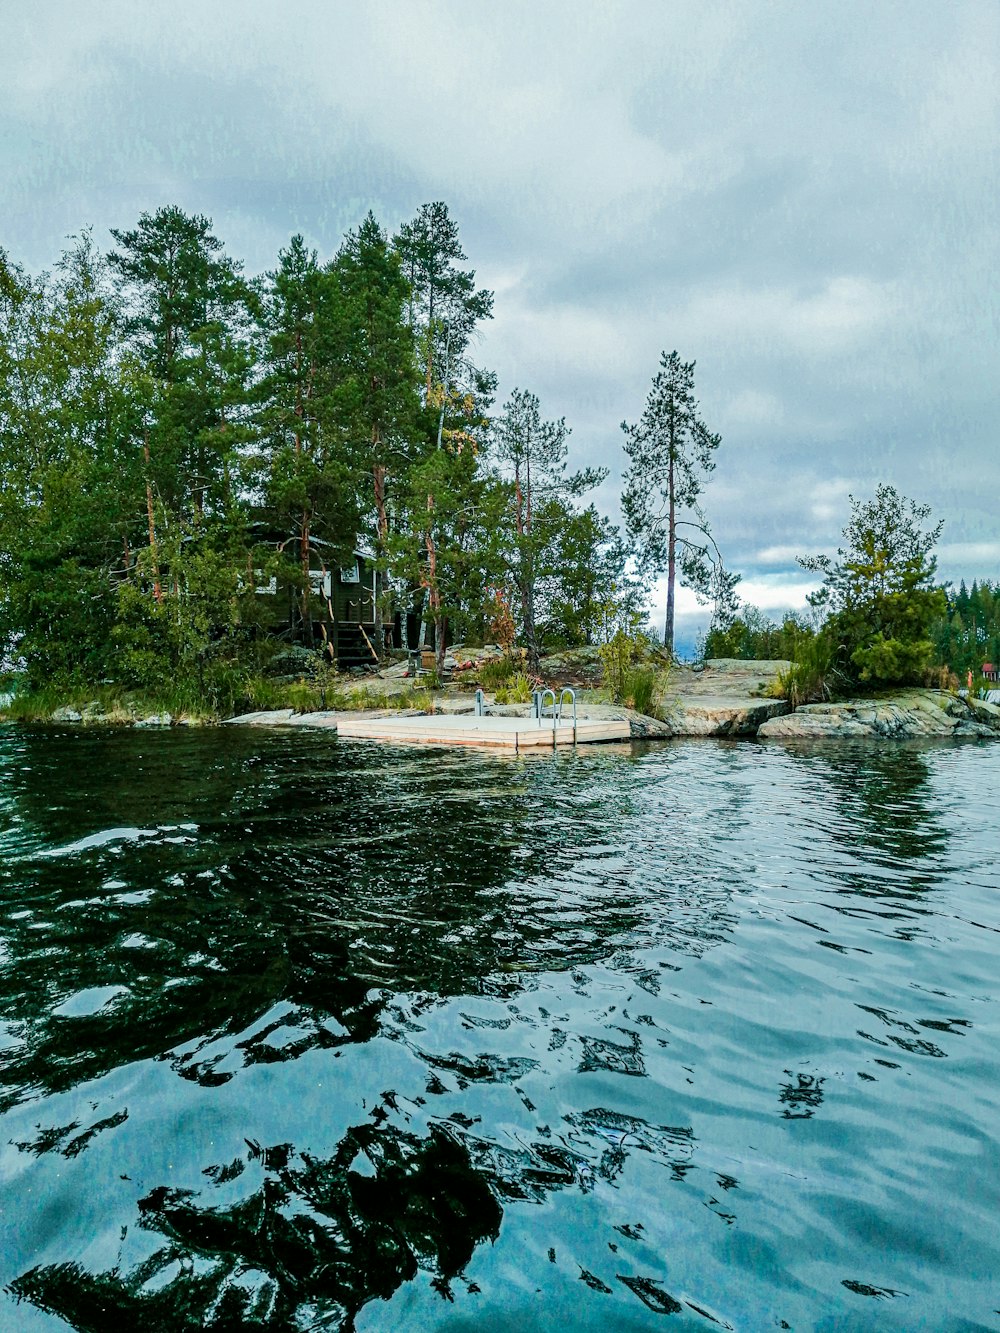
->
xmin=335 ymin=713 xmax=631 ymax=750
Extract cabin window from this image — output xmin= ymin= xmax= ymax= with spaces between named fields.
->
xmin=309 ymin=571 xmax=332 ymax=598
xmin=253 ymin=574 xmax=277 ymax=595
xmin=340 ymin=561 xmax=360 ymax=584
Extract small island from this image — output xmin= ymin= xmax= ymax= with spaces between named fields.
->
xmin=1 ymin=207 xmax=998 ymax=742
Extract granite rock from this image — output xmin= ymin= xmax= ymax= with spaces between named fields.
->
xmin=758 ymin=690 xmax=1000 ymax=740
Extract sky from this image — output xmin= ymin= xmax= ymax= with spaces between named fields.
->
xmin=3 ymin=0 xmax=998 ymax=649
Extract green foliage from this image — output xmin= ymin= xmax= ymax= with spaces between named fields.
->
xmin=478 ymin=656 xmax=516 ymax=689
xmin=625 ymin=665 xmax=660 ymax=716
xmin=801 ymin=485 xmax=946 ymax=690
xmin=0 ymin=201 xmax=628 ymax=713
xmin=547 ymin=505 xmax=641 ymax=648
xmin=495 ymin=672 xmax=533 ymax=705
xmin=851 ymin=633 xmax=937 ymax=687
xmin=489 ymin=388 xmax=608 ymax=669
xmin=599 ymin=624 xmax=646 ymax=704
xmin=771 ymin=631 xmax=837 ymax=707
xmin=622 ymin=351 xmax=737 ymax=650
xmin=392 ymin=200 xmax=494 ymax=404
xmin=931 ymin=578 xmax=1000 ymax=680
xmin=704 ymin=607 xmax=812 ymax=662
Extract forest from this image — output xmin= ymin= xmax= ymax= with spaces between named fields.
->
xmin=0 ymin=201 xmax=993 ymax=717
xmin=0 ymin=203 xmax=648 ymax=711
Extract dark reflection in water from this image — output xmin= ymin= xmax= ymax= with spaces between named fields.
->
xmin=13 ymin=1121 xmax=502 ymax=1330
xmin=0 ymin=730 xmax=740 ymax=1114
xmin=1 ymin=727 xmax=999 ymax=1330
xmin=779 ymin=740 xmax=950 ymax=883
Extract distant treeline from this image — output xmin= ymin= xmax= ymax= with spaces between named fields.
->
xmin=706 ymin=578 xmax=1000 ymax=688
xmin=933 ymin=580 xmax=1000 ymax=679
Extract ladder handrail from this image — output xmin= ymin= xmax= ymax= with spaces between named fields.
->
xmin=557 ymin=687 xmax=577 ymax=734
xmin=474 ymin=688 xmax=485 ymax=717
xmin=536 ymin=687 xmax=557 ymax=726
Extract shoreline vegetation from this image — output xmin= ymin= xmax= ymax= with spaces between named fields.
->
xmin=4 ymin=654 xmax=1000 ymax=742
xmin=2 ymin=203 xmax=998 ymax=721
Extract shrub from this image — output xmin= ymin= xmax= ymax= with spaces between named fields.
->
xmin=625 ymin=666 xmax=659 ymax=716
xmin=771 ymin=632 xmax=837 ymax=707
xmin=479 ymin=656 xmax=516 ymax=690
xmin=850 ymin=633 xmax=936 ymax=688
xmin=495 ymin=672 xmax=533 ymax=705
xmin=599 ymin=629 xmax=641 ymax=703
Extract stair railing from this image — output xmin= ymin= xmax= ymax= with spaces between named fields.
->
xmin=557 ymin=687 xmax=577 ymax=739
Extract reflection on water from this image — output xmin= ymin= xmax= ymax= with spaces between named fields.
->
xmin=14 ymin=1121 xmax=502 ymax=1329
xmin=0 ymin=727 xmax=999 ymax=1330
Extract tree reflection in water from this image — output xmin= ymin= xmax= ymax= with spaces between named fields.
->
xmin=781 ymin=740 xmax=949 ymax=874
xmin=10 ymin=1091 xmax=705 ymax=1331
xmin=12 ymin=1121 xmax=502 ymax=1330
xmin=0 ymin=730 xmax=758 ymax=1330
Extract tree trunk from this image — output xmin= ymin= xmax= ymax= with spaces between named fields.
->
xmin=300 ymin=509 xmax=312 ymax=645
xmin=664 ymin=452 xmax=676 ymax=653
xmin=143 ymin=436 xmax=163 ymax=606
xmin=372 ymin=457 xmax=389 ymax=659
xmin=425 ymin=496 xmax=443 ymax=674
xmin=521 ymin=576 xmax=539 ymax=674
xmin=373 ymin=564 xmax=383 ymax=658
xmin=514 ymin=460 xmax=539 ymax=671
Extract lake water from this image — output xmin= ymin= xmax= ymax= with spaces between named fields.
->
xmin=0 ymin=726 xmax=999 ymax=1331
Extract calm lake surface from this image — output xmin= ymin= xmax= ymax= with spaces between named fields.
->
xmin=1 ymin=727 xmax=999 ymax=1331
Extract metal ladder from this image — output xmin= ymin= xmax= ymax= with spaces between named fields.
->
xmin=532 ymin=687 xmax=577 ymax=745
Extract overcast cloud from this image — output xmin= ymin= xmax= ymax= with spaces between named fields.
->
xmin=3 ymin=0 xmax=997 ymax=644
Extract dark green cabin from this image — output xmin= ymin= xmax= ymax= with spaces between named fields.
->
xmin=255 ymin=546 xmax=388 ymax=669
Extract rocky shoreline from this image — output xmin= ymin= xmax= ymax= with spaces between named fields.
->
xmin=9 ymin=658 xmax=1000 ymax=742
xmin=757 ymin=690 xmax=1000 ymax=740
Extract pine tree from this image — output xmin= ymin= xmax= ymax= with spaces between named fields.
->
xmin=108 ymin=206 xmax=258 ymax=524
xmin=256 ymin=235 xmax=360 ymax=642
xmin=0 ymin=236 xmax=142 ymax=683
xmin=393 ymin=202 xmax=494 ymax=403
xmin=621 ymin=351 xmax=734 ymax=653
xmin=801 ymin=485 xmax=945 ymax=687
xmin=332 ymin=214 xmax=421 ymax=645
xmin=490 ymin=388 xmax=606 ymax=670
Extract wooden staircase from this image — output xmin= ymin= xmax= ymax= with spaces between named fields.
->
xmin=336 ymin=623 xmax=379 ymax=671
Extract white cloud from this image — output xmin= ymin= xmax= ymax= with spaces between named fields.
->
xmin=720 ymin=389 xmax=785 ymax=430
xmin=753 ymin=544 xmax=808 ymax=567
xmin=670 ymin=277 xmax=899 ymax=361
xmin=1 ymin=0 xmax=996 ymax=577
xmin=808 ymin=479 xmax=854 ymax=524
xmin=938 ymin=541 xmax=1000 ymax=566
xmin=649 ymin=574 xmax=817 ymax=621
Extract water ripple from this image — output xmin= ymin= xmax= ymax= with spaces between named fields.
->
xmin=0 ymin=728 xmax=999 ymax=1329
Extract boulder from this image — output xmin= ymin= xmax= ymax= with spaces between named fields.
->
xmin=759 ymin=690 xmax=1000 ymax=740
xmin=224 ymin=709 xmax=297 ymax=726
xmin=435 ymin=696 xmax=476 ymax=715
xmin=665 ymin=695 xmax=791 ymax=737
xmin=623 ymin=708 xmax=674 ymax=739
xmin=51 ymin=706 xmax=83 ymax=723
xmin=134 ymin=713 xmax=173 ymax=728
xmin=704 ymin=658 xmax=792 ymax=676
xmin=671 ymin=660 xmax=791 ymax=701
